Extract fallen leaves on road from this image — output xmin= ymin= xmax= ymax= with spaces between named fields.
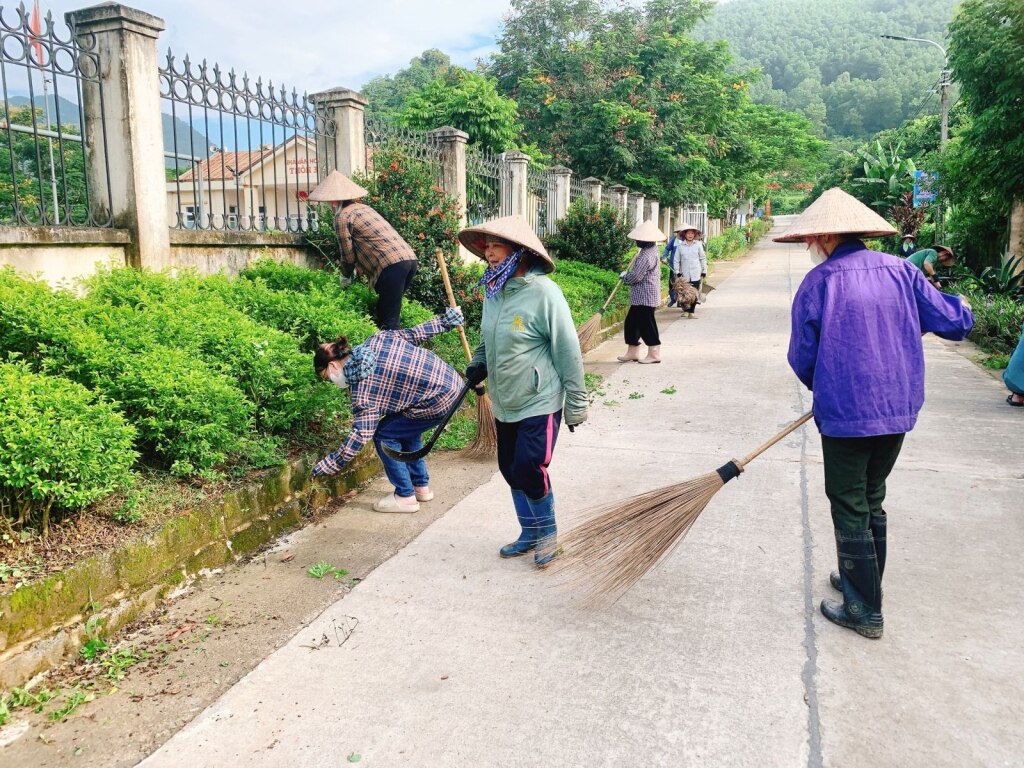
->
xmin=166 ymin=623 xmax=195 ymax=641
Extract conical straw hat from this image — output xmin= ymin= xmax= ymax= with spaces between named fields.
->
xmin=773 ymin=187 xmax=897 ymax=242
xmin=308 ymin=170 xmax=368 ymax=202
xmin=628 ymin=219 xmax=666 ymax=242
xmin=458 ymin=216 xmax=554 ymax=273
xmin=675 ymin=223 xmax=702 ymax=236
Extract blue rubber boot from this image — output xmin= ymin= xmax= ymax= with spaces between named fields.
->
xmin=499 ymin=489 xmax=537 ymax=558
xmin=821 ymin=529 xmax=884 ymax=639
xmin=528 ymin=492 xmax=561 ymax=567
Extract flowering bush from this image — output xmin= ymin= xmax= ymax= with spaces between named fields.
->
xmin=545 ymin=198 xmax=633 ymax=273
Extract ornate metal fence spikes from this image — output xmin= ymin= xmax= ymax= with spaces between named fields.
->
xmin=0 ymin=1 xmax=112 ymax=227
xmin=159 ymin=47 xmax=335 ymax=233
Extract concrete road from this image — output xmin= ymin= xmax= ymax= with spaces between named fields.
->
xmin=140 ymin=221 xmax=1024 ymax=768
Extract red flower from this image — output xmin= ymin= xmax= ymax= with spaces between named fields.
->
xmin=418 ymin=232 xmax=425 ymax=240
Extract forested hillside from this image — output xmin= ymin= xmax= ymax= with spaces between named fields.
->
xmin=696 ymin=0 xmax=958 ymax=137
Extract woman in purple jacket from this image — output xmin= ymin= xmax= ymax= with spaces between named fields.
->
xmin=776 ymin=188 xmax=974 ymax=640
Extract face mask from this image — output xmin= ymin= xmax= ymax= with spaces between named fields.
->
xmin=328 ymin=369 xmax=349 ymax=390
xmin=808 ymin=240 xmax=829 ymax=265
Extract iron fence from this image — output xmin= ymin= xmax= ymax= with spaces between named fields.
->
xmin=568 ymin=174 xmax=585 ymax=207
xmin=600 ymin=186 xmax=620 ymax=210
xmin=465 ymin=145 xmax=507 ymax=226
xmin=677 ymin=203 xmax=709 ymax=237
xmin=159 ymin=49 xmax=335 ymax=233
xmin=0 ymin=2 xmax=112 ymax=227
xmin=363 ymin=115 xmax=442 ymax=182
xmin=526 ymin=165 xmax=550 ymax=238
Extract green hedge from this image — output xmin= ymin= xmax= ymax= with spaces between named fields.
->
xmin=0 ymin=268 xmax=254 ymax=476
xmin=0 ymin=363 xmax=136 ymax=534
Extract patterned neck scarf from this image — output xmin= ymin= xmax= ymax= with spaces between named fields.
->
xmin=478 ymin=249 xmax=522 ymax=299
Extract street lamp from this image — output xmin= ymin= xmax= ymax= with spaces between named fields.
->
xmin=881 ymin=34 xmax=951 ymax=147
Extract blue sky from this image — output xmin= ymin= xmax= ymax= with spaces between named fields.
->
xmin=29 ymin=0 xmax=514 ymax=95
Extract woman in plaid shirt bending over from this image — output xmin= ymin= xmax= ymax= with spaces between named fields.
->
xmin=311 ymin=308 xmax=465 ymax=513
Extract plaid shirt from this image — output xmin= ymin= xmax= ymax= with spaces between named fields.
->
xmin=336 ymin=202 xmax=417 ymax=289
xmin=622 ymin=245 xmax=661 ymax=307
xmin=313 ymin=317 xmax=462 ymax=476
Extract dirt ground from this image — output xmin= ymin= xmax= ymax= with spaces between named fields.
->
xmin=0 ymin=452 xmax=495 ymax=767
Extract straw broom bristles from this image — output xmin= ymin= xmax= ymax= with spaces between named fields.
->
xmin=549 ymin=411 xmax=814 ymax=604
xmin=577 ymin=271 xmax=627 ymax=350
xmin=435 ymin=250 xmax=497 ymax=457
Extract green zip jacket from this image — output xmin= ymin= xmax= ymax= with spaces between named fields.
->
xmin=470 ymin=269 xmax=588 ymax=425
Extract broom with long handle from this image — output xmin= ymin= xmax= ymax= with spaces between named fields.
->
xmin=575 ymin=251 xmax=641 ymax=349
xmin=576 ymin=280 xmax=624 ymax=350
xmin=435 ymin=249 xmax=497 ymax=457
xmin=549 ymin=411 xmax=814 ymax=603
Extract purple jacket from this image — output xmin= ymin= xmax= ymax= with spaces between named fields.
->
xmin=788 ymin=240 xmax=974 ymax=437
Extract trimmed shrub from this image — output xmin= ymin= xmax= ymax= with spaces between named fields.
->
xmin=0 ymin=268 xmax=252 ymax=475
xmin=0 ymin=363 xmax=136 ymax=535
xmin=545 ymin=198 xmax=634 ymax=272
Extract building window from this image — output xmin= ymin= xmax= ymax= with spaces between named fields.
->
xmin=183 ymin=205 xmax=197 ymax=229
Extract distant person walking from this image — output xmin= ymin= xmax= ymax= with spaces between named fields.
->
xmin=618 ymin=220 xmax=667 ymax=364
xmin=777 ymin=188 xmax=974 ymax=640
xmin=309 ymin=170 xmax=418 ymax=330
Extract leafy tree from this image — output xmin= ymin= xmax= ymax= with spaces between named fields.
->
xmin=399 ymin=69 xmax=524 ymax=154
xmin=362 ymin=49 xmax=453 ymax=120
xmin=488 ymin=0 xmax=816 ymax=210
xmin=945 ymin=0 xmax=1024 ymax=261
xmin=694 ymin=0 xmax=960 ymax=138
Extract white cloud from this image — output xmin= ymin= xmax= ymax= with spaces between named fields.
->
xmin=40 ymin=0 xmax=510 ymax=93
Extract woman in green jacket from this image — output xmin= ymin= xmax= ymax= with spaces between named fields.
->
xmin=460 ymin=216 xmax=588 ymax=566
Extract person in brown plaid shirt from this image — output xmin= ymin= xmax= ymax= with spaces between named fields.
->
xmin=309 ymin=170 xmax=418 ymax=330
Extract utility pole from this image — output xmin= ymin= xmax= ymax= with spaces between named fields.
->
xmin=882 ymin=34 xmax=950 ymax=241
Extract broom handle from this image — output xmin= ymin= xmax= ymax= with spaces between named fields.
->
xmin=600 ymin=280 xmax=622 ymax=311
xmin=736 ymin=411 xmax=813 ymax=468
xmin=436 ymin=249 xmax=474 ymax=362
xmin=601 ymin=250 xmax=642 ymax=311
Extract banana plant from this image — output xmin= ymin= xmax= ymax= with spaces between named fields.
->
xmin=853 ymin=140 xmax=917 ymax=211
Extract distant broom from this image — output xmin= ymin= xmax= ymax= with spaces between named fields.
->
xmin=576 ymin=252 xmax=640 ymax=350
xmin=435 ymin=250 xmax=497 ymax=457
xmin=576 ymin=280 xmax=623 ymax=351
xmin=548 ymin=411 xmax=814 ymax=603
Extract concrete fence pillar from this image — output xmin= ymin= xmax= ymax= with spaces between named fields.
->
xmin=660 ymin=205 xmax=673 ymax=239
xmin=428 ymin=127 xmax=468 ymax=228
xmin=1009 ymin=199 xmax=1024 ymax=267
xmin=610 ymin=184 xmax=628 ymax=213
xmin=67 ymin=3 xmax=169 ymax=270
xmin=646 ymin=199 xmax=659 ymax=227
xmin=548 ymin=165 xmax=572 ymax=234
xmin=502 ymin=151 xmax=530 ymax=219
xmin=628 ymin=192 xmax=645 ymax=227
xmin=583 ymin=177 xmax=602 ymax=206
xmin=310 ymin=88 xmax=367 ymax=178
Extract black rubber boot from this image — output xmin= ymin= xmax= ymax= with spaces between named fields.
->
xmin=821 ymin=529 xmax=884 ymax=639
xmin=830 ymin=511 xmax=887 ymax=591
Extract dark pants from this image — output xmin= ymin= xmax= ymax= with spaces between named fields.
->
xmin=496 ymin=411 xmax=562 ymax=500
xmin=374 ymin=260 xmax=418 ymax=330
xmin=821 ymin=433 xmax=905 ymax=531
xmin=624 ymin=305 xmax=660 ymax=346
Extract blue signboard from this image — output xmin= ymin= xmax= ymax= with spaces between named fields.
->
xmin=913 ymin=170 xmax=939 ymax=208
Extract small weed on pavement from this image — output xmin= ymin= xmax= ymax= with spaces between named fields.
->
xmin=308 ymin=561 xmax=349 ymax=580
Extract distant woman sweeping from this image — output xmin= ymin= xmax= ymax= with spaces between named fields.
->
xmin=617 ymin=220 xmax=666 ymax=364
xmin=459 ymin=216 xmax=587 ymax=566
